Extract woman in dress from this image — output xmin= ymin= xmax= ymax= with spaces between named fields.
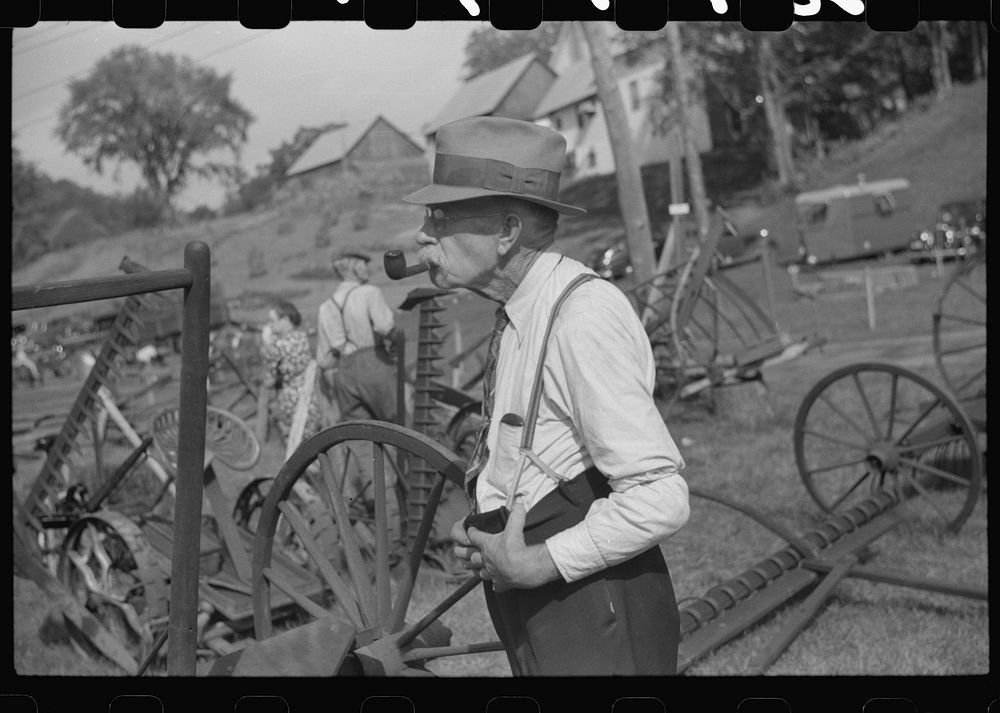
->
xmin=261 ymin=300 xmax=323 ymax=444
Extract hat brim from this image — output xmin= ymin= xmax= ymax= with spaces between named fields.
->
xmin=402 ymin=184 xmax=586 ymax=217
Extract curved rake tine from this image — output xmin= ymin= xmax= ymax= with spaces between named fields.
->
xmin=318 ymin=450 xmax=378 ymax=629
xmin=372 ymin=441 xmax=392 ymax=626
xmin=277 ymin=500 xmax=365 ymax=629
xmin=851 ymin=373 xmax=882 ymax=440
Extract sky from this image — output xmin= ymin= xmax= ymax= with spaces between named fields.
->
xmin=11 ymin=22 xmax=480 ymax=210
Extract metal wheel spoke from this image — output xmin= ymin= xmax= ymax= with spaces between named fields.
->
xmin=899 ymin=456 xmax=972 ymax=489
xmin=261 ymin=567 xmax=330 ymax=620
xmin=898 ymin=435 xmax=969 ymax=455
xmin=899 ymin=470 xmax=953 ymax=526
xmin=806 ymin=456 xmax=869 ymax=477
xmin=953 ymin=277 xmax=986 ymax=304
xmin=276 ymin=500 xmax=365 ymax=629
xmin=937 ymin=311 xmax=986 ymax=328
xmin=894 ymin=395 xmax=944 ymax=444
xmin=372 ymin=441 xmax=392 ymax=627
xmin=396 ymin=575 xmax=481 ymax=649
xmin=885 ymin=372 xmax=899 ymax=440
xmin=800 ymin=428 xmax=869 ymax=452
xmin=937 ymin=341 xmax=987 ymax=357
xmin=318 ymin=450 xmax=378 ymax=628
xmin=851 ymin=372 xmax=883 ymax=440
xmin=817 ymin=393 xmax=875 ymax=443
xmin=954 ymin=366 xmax=986 ymax=395
xmin=390 ymin=473 xmax=448 ymax=634
xmin=826 ymin=471 xmax=872 ymax=511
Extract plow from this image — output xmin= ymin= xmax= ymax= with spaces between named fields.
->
xmin=10 ymin=238 xmax=986 ymax=680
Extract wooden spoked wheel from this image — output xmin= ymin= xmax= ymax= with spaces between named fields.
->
xmin=794 ymin=363 xmax=983 ymax=534
xmin=933 ymin=254 xmax=986 ymax=410
xmin=251 ymin=420 xmax=502 ymax=675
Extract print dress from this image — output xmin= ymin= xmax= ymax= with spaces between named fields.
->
xmin=262 ymin=328 xmax=324 ymax=442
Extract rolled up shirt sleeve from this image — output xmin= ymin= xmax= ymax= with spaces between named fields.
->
xmin=542 ymin=293 xmax=690 ymax=582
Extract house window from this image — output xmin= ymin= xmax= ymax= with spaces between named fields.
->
xmin=874 ymin=193 xmax=895 ymax=216
xmin=577 ymin=110 xmax=586 ymax=129
xmin=628 ymin=80 xmax=640 ymax=111
xmin=587 ymin=149 xmax=597 ymax=168
xmin=564 ymin=151 xmax=576 ymax=177
xmin=553 ymin=116 xmax=562 ymax=131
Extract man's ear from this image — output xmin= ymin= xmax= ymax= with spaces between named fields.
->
xmin=496 ymin=214 xmax=522 ymax=257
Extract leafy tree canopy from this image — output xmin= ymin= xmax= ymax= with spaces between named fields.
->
xmin=462 ymin=24 xmax=563 ymax=79
xmin=55 ymin=45 xmax=254 ymax=218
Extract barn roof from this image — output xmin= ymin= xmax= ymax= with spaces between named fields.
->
xmin=422 ymin=53 xmax=546 ymax=135
xmin=286 ymin=115 xmax=424 ymax=177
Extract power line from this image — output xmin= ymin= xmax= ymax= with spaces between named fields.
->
xmin=13 ymin=28 xmax=273 ymax=135
xmin=13 ymin=24 xmax=103 ymax=56
xmin=13 ymin=22 xmax=213 ymax=102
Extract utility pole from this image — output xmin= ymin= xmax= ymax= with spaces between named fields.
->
xmin=580 ymin=22 xmax=657 ymax=286
xmin=665 ymin=21 xmax=712 ymax=242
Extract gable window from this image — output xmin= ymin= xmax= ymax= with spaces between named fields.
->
xmin=587 ymin=149 xmax=597 ymax=168
xmin=553 ymin=116 xmax=562 ymax=131
xmin=628 ymin=80 xmax=640 ymax=111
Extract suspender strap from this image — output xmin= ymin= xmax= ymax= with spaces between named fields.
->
xmin=329 ymin=285 xmax=360 ymax=352
xmin=502 ymin=273 xmax=597 ymax=509
xmin=520 ymin=273 xmax=597 ymax=451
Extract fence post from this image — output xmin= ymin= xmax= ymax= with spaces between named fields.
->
xmin=760 ymin=239 xmax=778 ymax=330
xmin=864 ymin=266 xmax=877 ymax=331
xmin=167 ymin=241 xmax=211 ymax=676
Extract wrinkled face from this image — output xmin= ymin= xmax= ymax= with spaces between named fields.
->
xmin=414 ymin=199 xmax=506 ymax=291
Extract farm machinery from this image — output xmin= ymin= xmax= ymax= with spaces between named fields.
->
xmin=10 ymin=238 xmax=985 ymax=678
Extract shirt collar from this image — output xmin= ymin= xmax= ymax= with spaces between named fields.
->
xmin=503 ymin=251 xmax=564 ymax=346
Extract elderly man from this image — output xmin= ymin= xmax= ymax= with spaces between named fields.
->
xmin=402 ymin=116 xmax=690 ymax=676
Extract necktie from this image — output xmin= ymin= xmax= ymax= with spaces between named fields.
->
xmin=464 ymin=307 xmax=510 ymax=488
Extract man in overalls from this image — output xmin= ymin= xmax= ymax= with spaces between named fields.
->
xmin=402 ymin=116 xmax=690 ymax=675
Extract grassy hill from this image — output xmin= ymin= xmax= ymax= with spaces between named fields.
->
xmin=13 ymin=79 xmax=986 ymax=331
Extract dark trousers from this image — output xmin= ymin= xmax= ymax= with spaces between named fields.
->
xmin=482 ymin=467 xmax=680 ymax=676
xmin=332 ymin=347 xmax=399 ymax=423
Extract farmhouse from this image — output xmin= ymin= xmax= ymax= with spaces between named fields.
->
xmin=285 ymin=115 xmax=429 ymax=202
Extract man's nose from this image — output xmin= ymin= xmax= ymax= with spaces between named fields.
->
xmin=415 ymin=228 xmax=435 ymax=247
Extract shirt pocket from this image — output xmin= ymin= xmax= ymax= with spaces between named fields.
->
xmin=486 ymin=418 xmax=525 ymax=495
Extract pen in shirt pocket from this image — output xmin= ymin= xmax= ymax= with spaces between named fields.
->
xmin=500 ymin=412 xmax=530 ymax=510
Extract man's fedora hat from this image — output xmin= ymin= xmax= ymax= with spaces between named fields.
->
xmin=403 ymin=116 xmax=586 ymax=216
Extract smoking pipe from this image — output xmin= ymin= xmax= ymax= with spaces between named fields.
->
xmin=384 ymin=250 xmax=429 ymax=280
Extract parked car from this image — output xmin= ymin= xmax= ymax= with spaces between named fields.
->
xmin=587 ymin=210 xmax=766 ymax=280
xmin=909 ymin=197 xmax=985 ymax=262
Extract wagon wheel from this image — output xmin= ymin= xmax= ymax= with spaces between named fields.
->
xmin=933 ymin=253 xmax=986 ymax=410
xmin=443 ymin=401 xmax=483 ymax=461
xmin=251 ymin=420 xmax=503 ymax=675
xmin=57 ymin=509 xmax=164 ymax=666
xmin=794 ymin=362 xmax=983 ymax=534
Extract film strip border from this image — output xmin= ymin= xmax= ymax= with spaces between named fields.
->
xmin=22 ymin=291 xmax=161 ymax=521
xmin=2 ymin=0 xmax=994 ymax=33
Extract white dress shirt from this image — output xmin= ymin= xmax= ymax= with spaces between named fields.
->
xmin=475 ymin=251 xmax=690 ymax=583
xmin=316 ymin=281 xmax=395 ymax=362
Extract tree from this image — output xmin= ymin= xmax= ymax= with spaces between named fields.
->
xmin=462 ymin=24 xmax=562 ymax=79
xmin=55 ymin=45 xmax=254 ymax=222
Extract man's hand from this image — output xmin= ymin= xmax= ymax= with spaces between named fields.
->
xmin=464 ymin=501 xmax=560 ymax=592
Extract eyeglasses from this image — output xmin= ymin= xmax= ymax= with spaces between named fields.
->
xmin=424 ymin=207 xmax=503 ymax=235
